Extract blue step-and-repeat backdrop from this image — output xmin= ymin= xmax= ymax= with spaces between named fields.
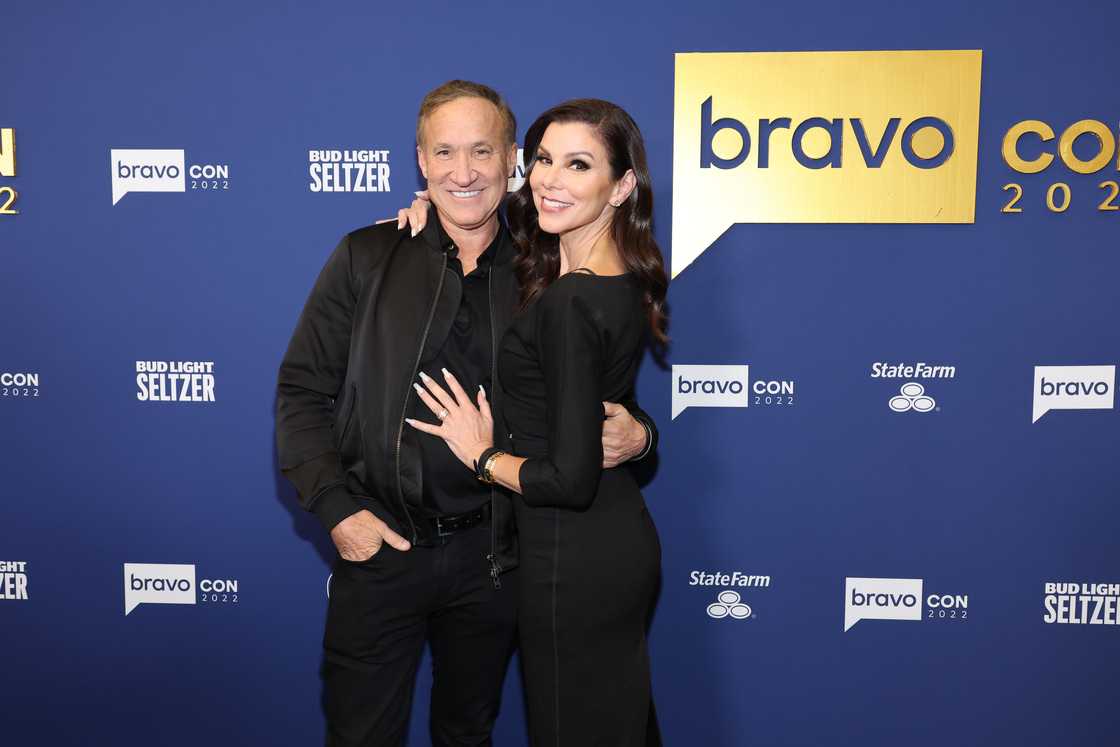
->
xmin=4 ymin=1 xmax=1118 ymax=745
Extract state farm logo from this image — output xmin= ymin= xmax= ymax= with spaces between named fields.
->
xmin=871 ymin=361 xmax=954 ymax=413
xmin=123 ymin=562 xmax=239 ymax=616
xmin=1032 ymin=365 xmax=1115 ymax=423
xmin=889 ymin=382 xmax=936 ymax=412
xmin=690 ymin=569 xmax=769 ymax=621
xmin=110 ymin=148 xmax=230 ymax=205
xmin=844 ymin=576 xmax=968 ymax=631
xmin=707 ymin=590 xmax=752 ymax=619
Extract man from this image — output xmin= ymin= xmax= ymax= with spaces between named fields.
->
xmin=276 ymin=80 xmax=657 ymax=747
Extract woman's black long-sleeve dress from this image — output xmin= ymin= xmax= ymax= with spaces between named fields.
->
xmin=497 ymin=270 xmax=662 ymax=747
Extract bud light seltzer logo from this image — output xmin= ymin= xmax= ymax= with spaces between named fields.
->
xmin=309 ymin=149 xmax=391 ymax=193
xmin=1032 ymin=365 xmax=1115 ymax=423
xmin=0 ymin=561 xmax=29 ymax=601
xmin=135 ymin=360 xmax=216 ymax=403
xmin=672 ymin=364 xmax=749 ymax=419
xmin=1043 ymin=582 xmax=1120 ymax=625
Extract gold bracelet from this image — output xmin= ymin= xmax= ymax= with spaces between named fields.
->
xmin=482 ymin=450 xmax=506 ymax=484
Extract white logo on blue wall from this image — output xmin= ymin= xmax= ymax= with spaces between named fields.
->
xmin=123 ymin=562 xmax=239 ymax=616
xmin=1043 ymin=582 xmax=1120 ymax=624
xmin=0 ymin=561 xmax=29 ymax=601
xmin=707 ymin=590 xmax=752 ymax=619
xmin=309 ymin=149 xmax=391 ymax=193
xmin=691 ymin=570 xmax=768 ymax=620
xmin=672 ymin=365 xmax=794 ymax=418
xmin=889 ymin=382 xmax=936 ymax=412
xmin=672 ymin=364 xmax=748 ymax=419
xmin=2 ymin=371 xmax=39 ymax=399
xmin=844 ymin=576 xmax=968 ymax=631
xmin=1032 ymin=365 xmax=1115 ymax=423
xmin=872 ymin=361 xmax=953 ymax=412
xmin=135 ymin=360 xmax=216 ymax=403
xmin=111 ymin=148 xmax=231 ymax=205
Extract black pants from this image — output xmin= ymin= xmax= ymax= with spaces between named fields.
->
xmin=322 ymin=522 xmax=519 ymax=747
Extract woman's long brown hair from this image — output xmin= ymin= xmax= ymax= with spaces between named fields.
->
xmin=507 ymin=99 xmax=669 ymax=357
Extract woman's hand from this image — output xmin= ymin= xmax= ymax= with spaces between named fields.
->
xmin=406 ymin=368 xmax=493 ymax=471
xmin=396 ymin=190 xmax=431 ymax=236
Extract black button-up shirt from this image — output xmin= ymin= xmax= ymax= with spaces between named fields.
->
xmin=407 ymin=219 xmax=507 ymax=517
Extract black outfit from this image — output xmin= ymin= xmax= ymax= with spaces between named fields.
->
xmin=497 ymin=271 xmax=662 ymax=746
xmin=407 ymin=223 xmax=497 ymax=517
xmin=275 ymin=206 xmax=658 ymax=747
xmin=324 ymin=523 xmax=517 ymax=746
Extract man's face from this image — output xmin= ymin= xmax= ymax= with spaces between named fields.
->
xmin=417 ymin=96 xmax=518 ymax=233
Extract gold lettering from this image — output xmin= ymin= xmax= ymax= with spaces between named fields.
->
xmin=0 ymin=186 xmax=18 ymax=214
xmin=1046 ymin=182 xmax=1071 ymax=213
xmin=1098 ymin=181 xmax=1119 ymax=211
xmin=1002 ymin=120 xmax=1054 ymax=174
xmin=1058 ymin=119 xmax=1115 ymax=174
xmin=1001 ymin=183 xmax=1023 ymax=213
xmin=0 ymin=129 xmax=14 ymax=177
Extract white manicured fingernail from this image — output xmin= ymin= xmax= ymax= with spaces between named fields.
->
xmin=479 ymin=385 xmax=486 ymax=396
xmin=413 ymin=383 xmax=424 ymax=393
xmin=441 ymin=367 xmax=452 ymax=378
xmin=419 ymin=371 xmax=430 ymax=381
xmin=414 ymin=190 xmax=424 ymax=196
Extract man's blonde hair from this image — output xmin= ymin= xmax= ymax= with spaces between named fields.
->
xmin=417 ymin=80 xmax=517 ymax=147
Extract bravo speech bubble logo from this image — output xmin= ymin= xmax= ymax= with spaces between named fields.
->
xmin=123 ymin=562 xmax=195 ymax=615
xmin=671 ymin=364 xmax=749 ymax=419
xmin=844 ymin=577 xmax=923 ymax=632
xmin=1032 ymin=365 xmax=1115 ymax=423
xmin=670 ymin=50 xmax=983 ymax=277
xmin=111 ymin=149 xmax=185 ymax=205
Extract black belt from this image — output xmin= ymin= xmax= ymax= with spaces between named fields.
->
xmin=413 ymin=502 xmax=491 ymax=546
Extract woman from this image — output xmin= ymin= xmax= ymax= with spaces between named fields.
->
xmin=405 ymin=99 xmax=668 ymax=746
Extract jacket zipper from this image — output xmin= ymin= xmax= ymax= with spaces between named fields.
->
xmin=486 ymin=263 xmax=503 ymax=589
xmin=394 ymin=251 xmax=448 ymax=544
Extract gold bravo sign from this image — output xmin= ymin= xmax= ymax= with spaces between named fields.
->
xmin=0 ymin=128 xmax=17 ymax=215
xmin=671 ymin=51 xmax=983 ymax=277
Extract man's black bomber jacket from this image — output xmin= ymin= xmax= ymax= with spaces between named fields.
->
xmin=275 ymin=207 xmax=658 ymax=577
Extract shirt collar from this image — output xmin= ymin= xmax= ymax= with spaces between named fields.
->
xmin=434 ymin=211 xmax=507 ymax=273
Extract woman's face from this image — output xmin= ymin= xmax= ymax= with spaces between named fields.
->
xmin=529 ymin=121 xmax=628 ymax=235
